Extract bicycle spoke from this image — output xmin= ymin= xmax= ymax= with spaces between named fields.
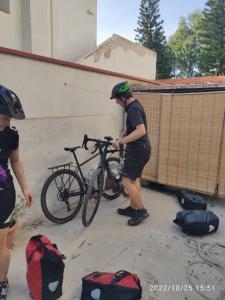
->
xmin=41 ymin=169 xmax=83 ymax=223
xmin=82 ymin=168 xmax=104 ymax=226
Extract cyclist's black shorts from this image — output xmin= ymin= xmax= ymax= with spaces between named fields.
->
xmin=0 ymin=182 xmax=16 ymax=229
xmin=122 ymin=144 xmax=151 ymax=181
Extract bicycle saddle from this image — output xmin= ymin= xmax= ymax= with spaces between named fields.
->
xmin=64 ymin=146 xmax=81 ymax=152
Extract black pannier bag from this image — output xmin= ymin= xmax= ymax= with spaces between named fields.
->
xmin=81 ymin=270 xmax=142 ymax=300
xmin=177 ymin=190 xmax=207 ymax=210
xmin=173 ymin=210 xmax=219 ymax=236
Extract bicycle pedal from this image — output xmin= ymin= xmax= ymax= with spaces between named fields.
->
xmin=122 ymin=189 xmax=129 ymax=198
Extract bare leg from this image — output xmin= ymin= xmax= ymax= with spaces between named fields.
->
xmin=7 ymin=230 xmax=16 ymax=250
xmin=0 ymin=228 xmax=10 ymax=282
xmin=122 ymin=177 xmax=144 ymax=209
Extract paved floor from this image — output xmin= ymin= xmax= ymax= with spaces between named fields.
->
xmin=7 ymin=185 xmax=225 ymax=300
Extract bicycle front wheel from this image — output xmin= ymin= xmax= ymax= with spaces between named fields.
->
xmin=82 ymin=167 xmax=104 ymax=227
xmin=41 ymin=169 xmax=84 ymax=224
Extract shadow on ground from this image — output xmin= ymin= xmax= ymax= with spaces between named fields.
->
xmin=8 ymin=184 xmax=225 ymax=300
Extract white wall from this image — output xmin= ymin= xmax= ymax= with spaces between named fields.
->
xmin=0 ymin=0 xmax=97 ymax=61
xmin=0 ymin=51 xmax=146 ymax=220
xmin=52 ymin=0 xmax=97 ymax=61
xmin=0 ymin=0 xmax=23 ymax=50
xmin=78 ymin=34 xmax=157 ymax=80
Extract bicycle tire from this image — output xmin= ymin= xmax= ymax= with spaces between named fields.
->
xmin=82 ymin=167 xmax=104 ymax=227
xmin=41 ymin=169 xmax=84 ymax=224
xmin=102 ymin=157 xmax=122 ymax=200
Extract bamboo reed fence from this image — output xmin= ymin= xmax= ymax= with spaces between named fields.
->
xmin=134 ymin=91 xmax=225 ymax=197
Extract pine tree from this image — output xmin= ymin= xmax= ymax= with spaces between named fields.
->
xmin=135 ymin=0 xmax=173 ymax=79
xmin=199 ymin=0 xmax=225 ymax=75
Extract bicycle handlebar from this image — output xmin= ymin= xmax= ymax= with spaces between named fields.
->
xmin=82 ymin=134 xmax=125 ymax=158
xmin=82 ymin=134 xmax=113 ymax=151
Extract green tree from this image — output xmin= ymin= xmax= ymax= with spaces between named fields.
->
xmin=168 ymin=11 xmax=203 ymax=77
xmin=135 ymin=0 xmax=173 ymax=79
xmin=199 ymin=0 xmax=225 ymax=75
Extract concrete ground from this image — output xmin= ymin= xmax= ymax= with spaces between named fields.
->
xmin=7 ymin=185 xmax=225 ymax=300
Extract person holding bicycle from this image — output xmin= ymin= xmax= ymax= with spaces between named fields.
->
xmin=111 ymin=81 xmax=151 ymax=226
xmin=0 ymin=85 xmax=33 ymax=299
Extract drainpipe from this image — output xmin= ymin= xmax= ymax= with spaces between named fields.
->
xmin=213 ymin=110 xmax=225 ymax=205
xmin=50 ymin=0 xmax=53 ymax=57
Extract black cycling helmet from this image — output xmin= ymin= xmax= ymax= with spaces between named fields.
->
xmin=110 ymin=81 xmax=131 ymax=100
xmin=0 ymin=85 xmax=25 ymax=119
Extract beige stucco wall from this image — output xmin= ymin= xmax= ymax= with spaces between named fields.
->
xmin=0 ymin=0 xmax=97 ymax=61
xmin=0 ymin=0 xmax=23 ymax=50
xmin=51 ymin=0 xmax=97 ymax=61
xmin=78 ymin=34 xmax=157 ymax=80
xmin=0 ymin=52 xmax=129 ymax=220
xmin=0 ymin=50 xmax=153 ymax=221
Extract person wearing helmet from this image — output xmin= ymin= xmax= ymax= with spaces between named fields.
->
xmin=0 ymin=85 xmax=33 ymax=299
xmin=111 ymin=81 xmax=151 ymax=226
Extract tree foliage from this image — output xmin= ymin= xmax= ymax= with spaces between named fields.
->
xmin=168 ymin=11 xmax=202 ymax=77
xmin=198 ymin=0 xmax=225 ymax=75
xmin=168 ymin=0 xmax=225 ymax=77
xmin=135 ymin=0 xmax=173 ymax=79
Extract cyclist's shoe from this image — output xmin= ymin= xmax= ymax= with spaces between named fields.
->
xmin=117 ymin=206 xmax=137 ymax=217
xmin=0 ymin=281 xmax=9 ymax=300
xmin=128 ymin=208 xmax=149 ymax=226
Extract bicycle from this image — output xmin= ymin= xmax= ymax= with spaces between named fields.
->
xmin=40 ymin=135 xmax=126 ymax=225
xmin=81 ymin=135 xmax=128 ymax=226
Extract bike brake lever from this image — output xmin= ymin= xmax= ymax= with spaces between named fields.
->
xmin=82 ymin=134 xmax=89 ymax=150
xmin=90 ymin=143 xmax=98 ymax=154
xmin=119 ymin=143 xmax=124 ymax=158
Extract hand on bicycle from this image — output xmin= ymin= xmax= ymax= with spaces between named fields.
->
xmin=112 ymin=138 xmax=124 ymax=148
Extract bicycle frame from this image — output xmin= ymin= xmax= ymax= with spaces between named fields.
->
xmin=81 ymin=135 xmax=125 ymax=185
xmin=74 ymin=148 xmax=119 ymax=184
xmin=48 ymin=145 xmax=120 ymax=194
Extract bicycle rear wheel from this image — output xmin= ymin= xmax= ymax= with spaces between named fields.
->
xmin=41 ymin=169 xmax=84 ymax=224
xmin=82 ymin=167 xmax=104 ymax=227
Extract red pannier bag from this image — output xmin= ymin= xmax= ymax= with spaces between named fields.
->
xmin=26 ymin=235 xmax=65 ymax=300
xmin=81 ymin=270 xmax=142 ymax=300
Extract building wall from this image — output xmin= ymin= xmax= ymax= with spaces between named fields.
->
xmin=51 ymin=0 xmax=97 ymax=61
xmin=0 ymin=0 xmax=97 ymax=61
xmin=0 ymin=49 xmax=150 ymax=220
xmin=0 ymin=0 xmax=23 ymax=50
xmin=78 ymin=35 xmax=157 ymax=80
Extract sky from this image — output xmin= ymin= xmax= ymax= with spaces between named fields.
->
xmin=97 ymin=0 xmax=206 ymax=45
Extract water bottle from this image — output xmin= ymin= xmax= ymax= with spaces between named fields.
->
xmin=83 ymin=176 xmax=89 ymax=187
xmin=84 ymin=168 xmax=95 ymax=186
xmin=116 ymin=157 xmax=125 ymax=179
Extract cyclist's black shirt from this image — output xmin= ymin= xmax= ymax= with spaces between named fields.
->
xmin=125 ymin=99 xmax=150 ymax=150
xmin=0 ymin=126 xmax=19 ymax=187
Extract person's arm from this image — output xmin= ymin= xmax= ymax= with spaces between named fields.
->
xmin=10 ymin=149 xmax=33 ymax=207
xmin=113 ymin=124 xmax=146 ymax=148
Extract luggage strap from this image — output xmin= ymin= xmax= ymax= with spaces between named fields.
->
xmin=27 ymin=235 xmax=65 ymax=263
xmin=110 ymin=270 xmax=131 ymax=284
xmin=111 ymin=270 xmax=142 ymax=293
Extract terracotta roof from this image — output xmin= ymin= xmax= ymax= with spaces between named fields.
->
xmin=155 ymin=76 xmax=225 ymax=86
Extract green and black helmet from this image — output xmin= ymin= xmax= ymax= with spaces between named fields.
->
xmin=110 ymin=81 xmax=131 ymax=99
